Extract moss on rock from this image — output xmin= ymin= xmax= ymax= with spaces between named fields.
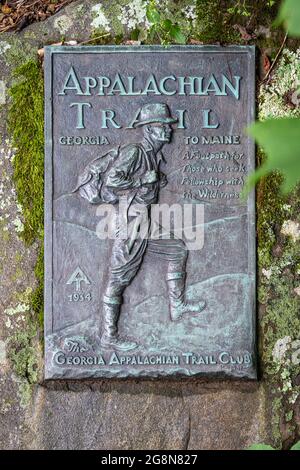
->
xmin=2 ymin=36 xmax=36 ymax=69
xmin=256 ymin=48 xmax=300 ymax=448
xmin=193 ymin=0 xmax=240 ymax=43
xmin=7 ymin=59 xmax=44 ymax=328
xmin=31 ymin=245 xmax=44 ymax=329
xmin=6 ymin=59 xmax=44 ymax=389
xmin=7 ymin=323 xmax=39 ymax=384
xmin=8 ymin=60 xmax=44 ymax=245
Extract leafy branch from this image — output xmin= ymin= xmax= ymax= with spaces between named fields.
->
xmin=248 ymin=440 xmax=300 ymax=450
xmin=247 ymin=0 xmax=300 ymax=194
xmin=145 ymin=0 xmax=186 ymax=45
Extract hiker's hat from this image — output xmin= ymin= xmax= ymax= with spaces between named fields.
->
xmin=134 ymin=103 xmax=177 ymax=127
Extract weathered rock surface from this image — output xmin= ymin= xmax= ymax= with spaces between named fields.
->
xmin=0 ymin=0 xmax=298 ymax=450
xmin=21 ymin=381 xmax=266 ymax=450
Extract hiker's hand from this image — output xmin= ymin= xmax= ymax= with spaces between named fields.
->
xmin=142 ymin=170 xmax=158 ymax=184
xmin=160 ymin=172 xmax=168 ymax=187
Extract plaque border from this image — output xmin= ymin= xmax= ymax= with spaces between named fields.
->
xmin=44 ymin=45 xmax=256 ymax=379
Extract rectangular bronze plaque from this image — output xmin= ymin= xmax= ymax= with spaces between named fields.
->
xmin=44 ymin=45 xmax=256 ymax=379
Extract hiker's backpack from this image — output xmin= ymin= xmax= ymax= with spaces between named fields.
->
xmin=73 ymin=146 xmax=121 ymax=204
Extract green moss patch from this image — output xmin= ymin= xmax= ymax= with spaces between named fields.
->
xmin=7 ymin=323 xmax=39 ymax=384
xmin=6 ymin=59 xmax=44 ymax=389
xmin=8 ymin=60 xmax=44 ymax=245
xmin=256 ymin=48 xmax=300 ymax=447
xmin=7 ymin=59 xmax=44 ymax=330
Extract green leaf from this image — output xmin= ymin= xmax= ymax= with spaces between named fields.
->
xmin=276 ymin=0 xmax=300 ymax=36
xmin=246 ymin=118 xmax=300 ymax=194
xmin=162 ymin=19 xmax=172 ymax=32
xmin=146 ymin=5 xmax=160 ymax=24
xmin=247 ymin=444 xmax=275 ymax=450
xmin=169 ymin=25 xmax=186 ymax=44
xmin=291 ymin=441 xmax=300 ymax=450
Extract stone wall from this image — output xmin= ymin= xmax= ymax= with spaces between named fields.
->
xmin=0 ymin=0 xmax=299 ymax=450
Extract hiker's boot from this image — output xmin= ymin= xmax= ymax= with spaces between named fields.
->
xmin=167 ymin=273 xmax=206 ymax=322
xmin=100 ymin=296 xmax=138 ymax=351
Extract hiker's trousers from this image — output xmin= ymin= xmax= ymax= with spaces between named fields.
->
xmin=104 ymin=205 xmax=188 ymax=303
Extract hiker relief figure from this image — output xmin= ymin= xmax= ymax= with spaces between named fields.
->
xmin=75 ymin=103 xmax=206 ymax=351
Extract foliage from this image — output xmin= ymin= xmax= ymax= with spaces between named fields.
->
xmin=276 ymin=0 xmax=300 ymax=36
xmin=227 ymin=0 xmax=276 ymax=17
xmin=247 ymin=443 xmax=276 ymax=450
xmin=247 ymin=118 xmax=300 ymax=193
xmin=247 ymin=0 xmax=300 ymax=193
xmin=227 ymin=0 xmax=252 ymax=17
xmin=145 ymin=0 xmax=186 ymax=44
xmin=248 ymin=441 xmax=300 ymax=450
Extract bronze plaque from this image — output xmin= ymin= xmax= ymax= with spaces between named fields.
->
xmin=44 ymin=45 xmax=256 ymax=379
